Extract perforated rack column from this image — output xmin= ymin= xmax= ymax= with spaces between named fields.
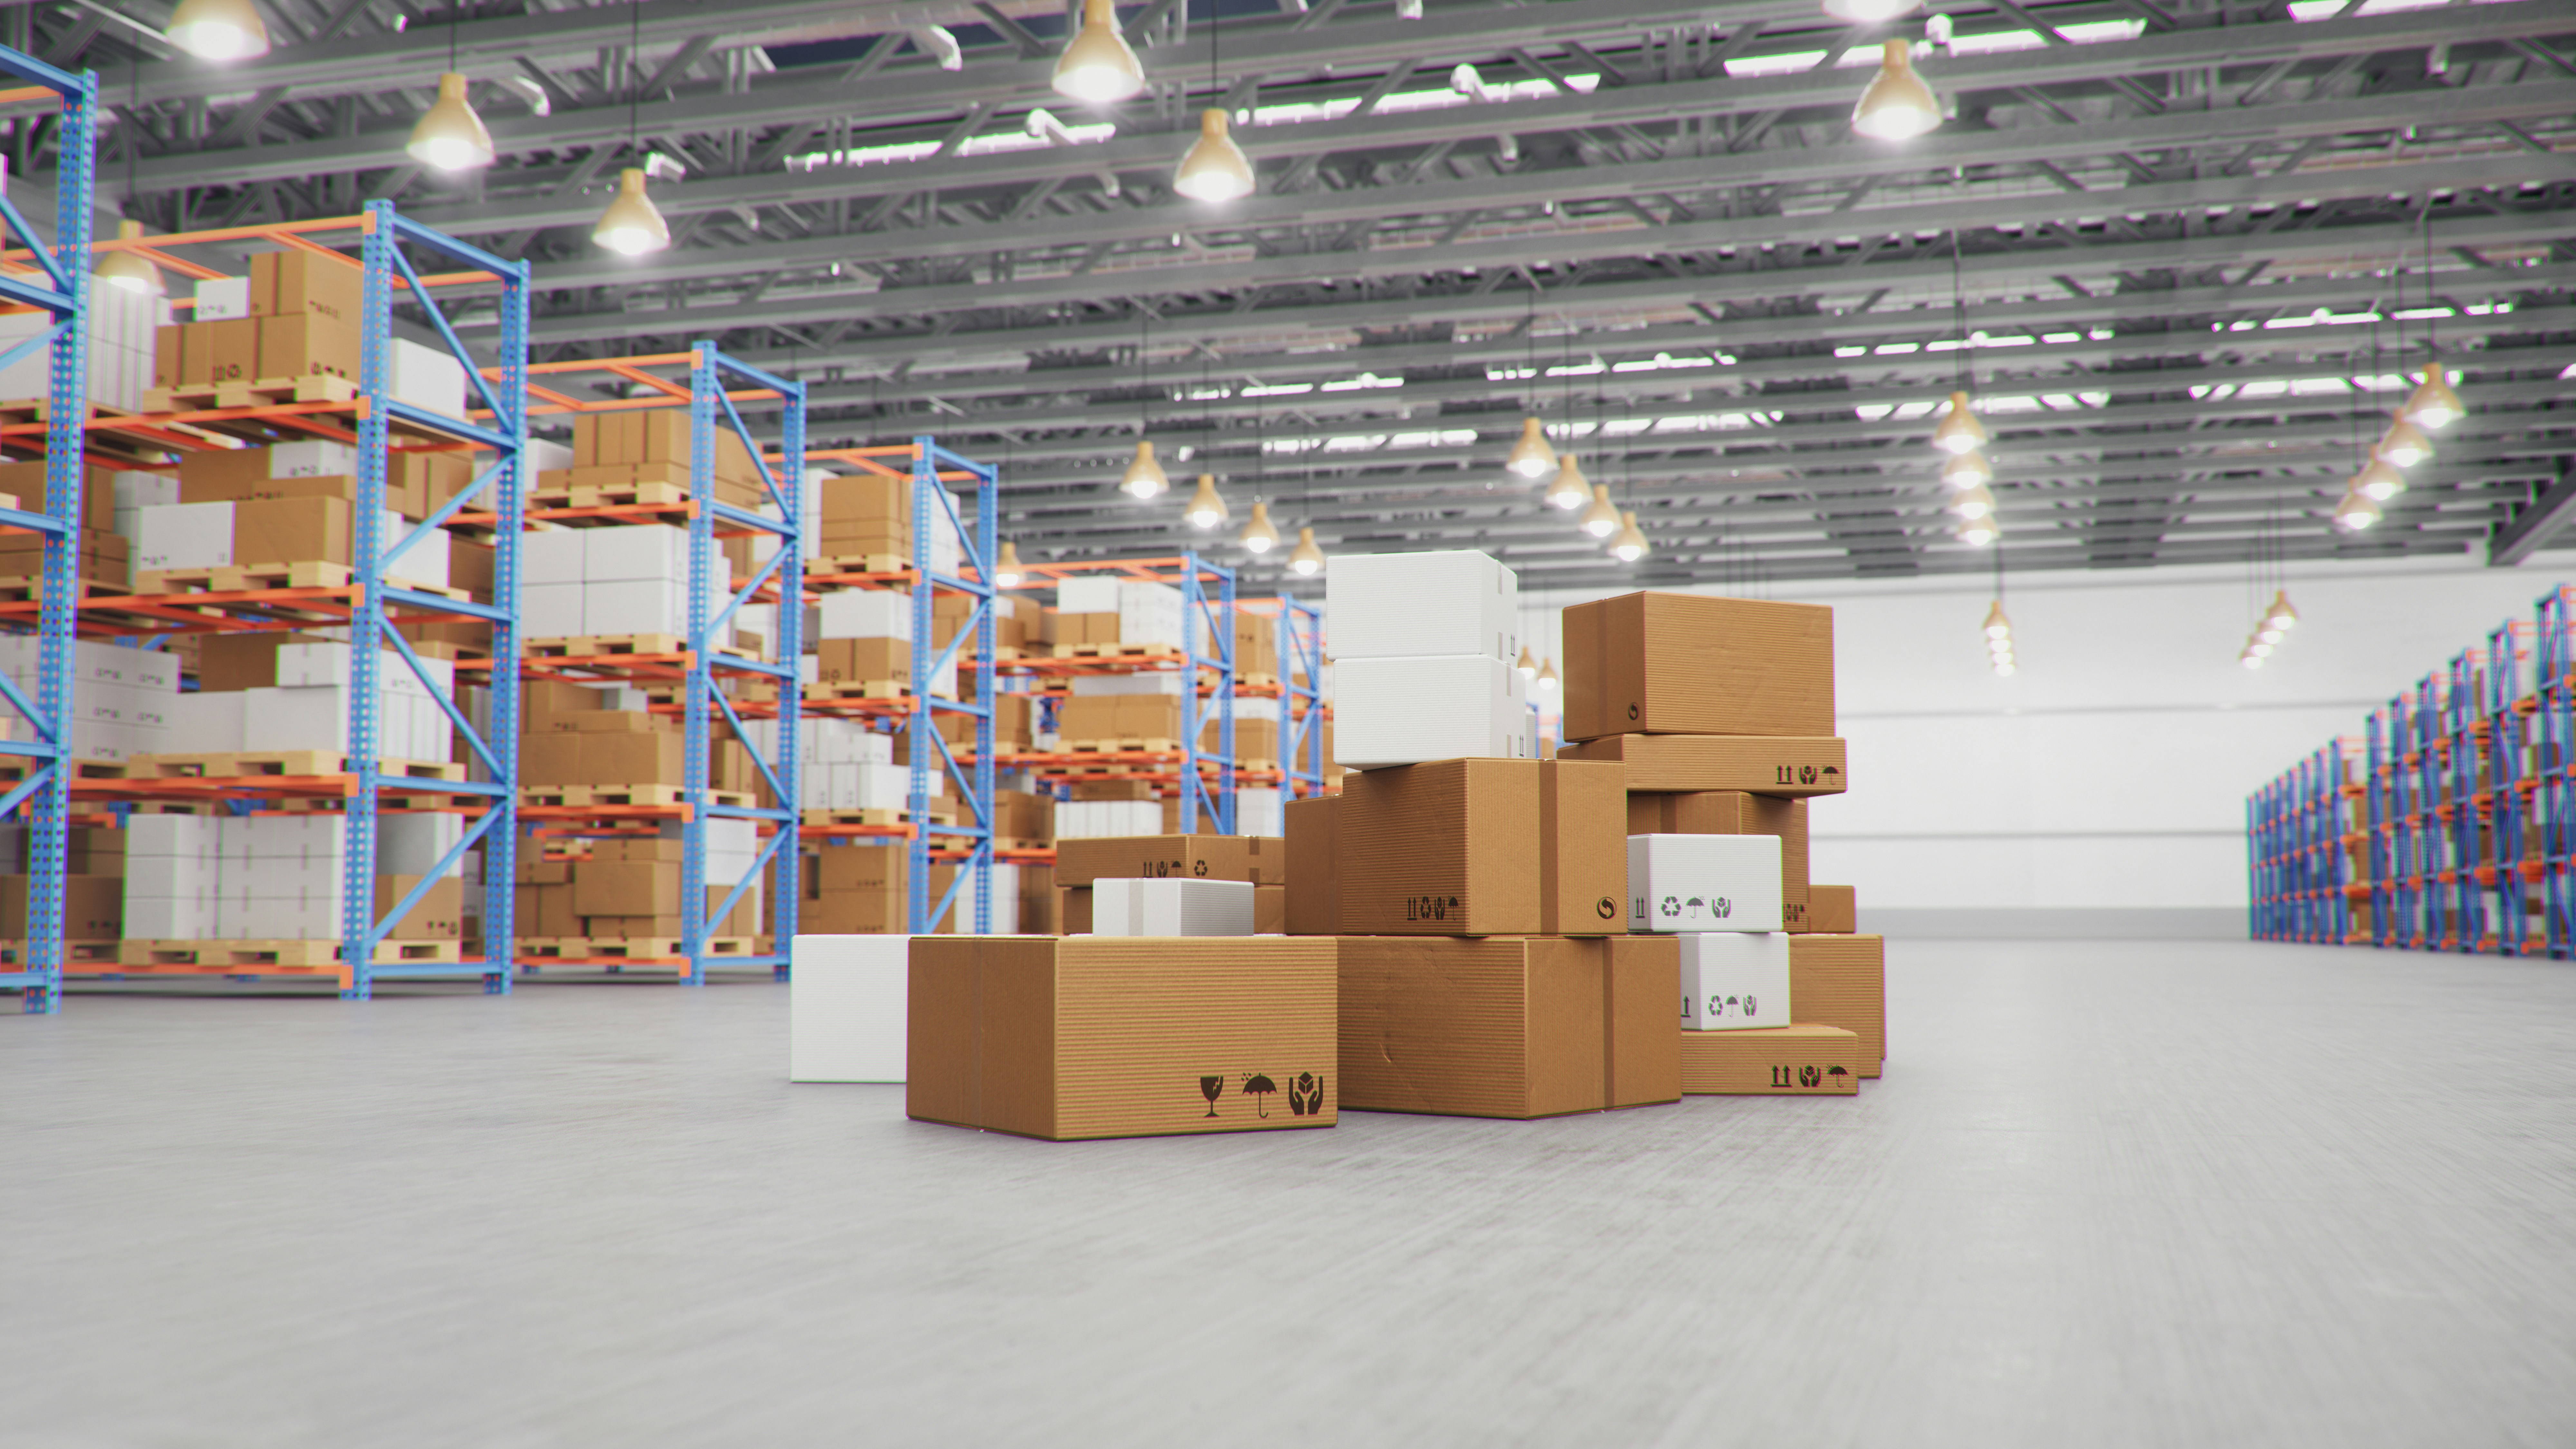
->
xmin=1276 ymin=595 xmax=1325 ymax=801
xmin=0 ymin=47 xmax=91 ymax=1014
xmin=1177 ymin=550 xmax=1237 ymax=836
xmin=905 ymin=436 xmax=998 ymax=936
xmin=344 ymin=203 xmax=529 ymax=999
xmin=681 ymin=344 xmax=804 ymax=983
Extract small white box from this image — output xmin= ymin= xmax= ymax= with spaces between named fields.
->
xmin=391 ymin=338 xmax=469 ymax=419
xmin=1056 ymin=578 xmax=1120 ymax=614
xmin=789 ymin=934 xmax=910 ymax=1082
xmin=134 ymin=501 xmax=234 ymax=571
xmin=125 ymin=896 xmax=213 ymax=939
xmin=194 ymin=276 xmax=253 ymax=321
xmin=379 ymin=813 xmax=465 ymax=877
xmin=167 ymin=690 xmax=246 ymax=752
xmin=1677 ymin=933 xmax=1792 ymax=1030
xmin=1068 ymin=672 xmax=1183 ymax=697
xmin=1235 ymin=786 xmax=1283 ymax=839
xmin=583 ymin=524 xmax=690 ymax=584
xmin=522 ymin=581 xmax=586 ymax=637
xmin=816 ymin=588 xmax=911 ymax=639
xmin=1627 ymin=834 xmax=1784 ymax=933
xmin=1091 ymin=876 xmax=1255 ymax=937
xmin=1325 ymin=549 xmax=1518 ymax=662
xmin=521 ymin=527 xmax=586 ymax=588
xmin=268 ymin=440 xmax=358 ymax=478
xmin=1333 ymin=654 xmax=1528 ymax=769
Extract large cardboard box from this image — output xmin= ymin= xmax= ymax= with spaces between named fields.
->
xmin=1336 ymin=934 xmax=1679 ymax=1119
xmin=231 ymin=496 xmax=351 ymax=568
xmin=1052 ymin=834 xmax=1287 ymax=888
xmin=908 ymin=936 xmax=1337 ymax=1140
xmin=1335 ymin=758 xmax=1539 ymax=936
xmin=520 ymin=728 xmax=686 ymax=788
xmin=570 ymin=860 xmax=681 ymax=918
xmin=254 ymin=313 xmax=361 ymax=383
xmin=1787 ymin=883 xmax=1858 ymax=935
xmin=1564 ymin=592 xmax=1835 ymax=741
xmin=1677 ymin=1024 xmax=1861 ymax=1095
xmin=1630 ymin=790 xmax=1809 ymax=906
xmin=1789 ymin=933 xmax=1885 ymax=1077
xmin=204 ymin=317 xmax=261 ymax=385
xmin=1284 ymin=793 xmax=1338 ymax=935
xmin=802 ymin=843 xmax=937 ymax=934
xmin=817 ymin=636 xmax=908 ymax=683
xmin=1562 ymin=733 xmax=1849 ymax=798
xmin=1540 ymin=758 xmax=1626 ymax=936
xmin=253 ymin=250 xmax=365 ymax=326
xmin=1 ymin=874 xmax=123 ymax=938
xmin=1055 ymin=885 xmax=1092 ymax=935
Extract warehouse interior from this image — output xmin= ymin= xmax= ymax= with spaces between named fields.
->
xmin=5 ymin=0 xmax=2574 ymax=1443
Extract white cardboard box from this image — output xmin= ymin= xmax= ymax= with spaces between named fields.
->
xmin=816 ymin=588 xmax=911 ymax=639
xmin=789 ymin=934 xmax=910 ymax=1082
xmin=522 ymin=581 xmax=586 ymax=637
xmin=1325 ymin=549 xmax=1518 ymax=662
xmin=1332 ymin=654 xmax=1529 ymax=769
xmin=521 ymin=527 xmax=586 ymax=587
xmin=1677 ymin=932 xmax=1793 ymax=1030
xmin=1091 ymin=877 xmax=1255 ymax=937
xmin=1627 ymin=834 xmax=1784 ymax=933
xmin=134 ymin=501 xmax=234 ymax=571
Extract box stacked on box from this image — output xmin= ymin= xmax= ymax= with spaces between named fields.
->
xmin=1327 ymin=550 xmax=1529 ymax=768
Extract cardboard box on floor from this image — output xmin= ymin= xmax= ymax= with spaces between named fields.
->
xmin=1789 ymin=933 xmax=1885 ymax=1076
xmin=1677 ymin=1024 xmax=1860 ymax=1095
xmin=1336 ymin=935 xmax=1680 ymax=1119
xmin=909 ymin=936 xmax=1337 ymax=1140
xmin=1332 ymin=758 xmax=1624 ymax=936
xmin=1562 ymin=592 xmax=1835 ymax=741
xmin=1052 ymin=834 xmax=1287 ymax=887
xmin=1786 ymin=884 xmax=1857 ymax=935
xmin=1562 ymin=733 xmax=1849 ymax=797
xmin=1629 ymin=790 xmax=1810 ymax=906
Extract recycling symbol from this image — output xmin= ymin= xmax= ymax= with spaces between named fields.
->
xmin=1660 ymin=895 xmax=1681 ymax=917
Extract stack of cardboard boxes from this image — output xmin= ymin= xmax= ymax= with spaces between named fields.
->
xmin=0 ymin=459 xmax=148 ymax=595
xmin=535 ymin=406 xmax=766 ymax=509
xmin=149 ymin=254 xmax=469 ymax=417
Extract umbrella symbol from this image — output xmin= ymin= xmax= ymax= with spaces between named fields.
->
xmin=1244 ymin=1074 xmax=1279 ymax=1117
xmin=1826 ymin=1065 xmax=1849 ymax=1080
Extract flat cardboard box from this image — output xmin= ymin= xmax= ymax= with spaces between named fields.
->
xmin=1051 ymin=834 xmax=1287 ymax=888
xmin=514 ymin=882 xmax=582 ymax=938
xmin=1789 ymin=933 xmax=1885 ymax=1077
xmin=1283 ymin=794 xmax=1338 ymax=935
xmin=1336 ymin=935 xmax=1679 ymax=1119
xmin=1787 ymin=884 xmax=1858 ymax=935
xmin=1677 ymin=1024 xmax=1861 ymax=1095
xmin=908 ymin=936 xmax=1337 ymax=1140
xmin=1629 ymin=790 xmax=1809 ymax=906
xmin=1540 ymin=758 xmax=1627 ymax=936
xmin=204 ymin=317 xmax=261 ymax=385
xmin=1562 ymin=733 xmax=1848 ymax=798
xmin=1335 ymin=758 xmax=1539 ymax=936
xmin=1564 ymin=592 xmax=1835 ymax=741
xmin=1254 ymin=883 xmax=1286 ymax=935
xmin=571 ymin=860 xmax=681 ymax=917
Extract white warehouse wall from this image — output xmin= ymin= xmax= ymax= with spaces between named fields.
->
xmin=1526 ymin=556 xmax=2574 ymax=939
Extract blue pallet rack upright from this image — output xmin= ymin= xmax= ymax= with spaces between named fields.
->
xmin=681 ymin=344 xmax=804 ymax=982
xmin=906 ymin=436 xmax=997 ymax=936
xmin=1179 ymin=551 xmax=1237 ymax=835
xmin=1276 ymin=595 xmax=1325 ymax=800
xmin=2539 ymin=588 xmax=2576 ymax=959
xmin=346 ymin=202 xmax=530 ymax=999
xmin=0 ymin=47 xmax=91 ymax=1014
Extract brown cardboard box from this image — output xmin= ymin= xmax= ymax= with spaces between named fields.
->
xmin=1284 ymin=793 xmax=1337 ymax=935
xmin=0 ymin=530 xmax=131 ymax=587
xmin=1540 ymin=758 xmax=1627 ymax=936
xmin=1335 ymin=758 xmax=1540 ymax=936
xmin=1629 ymin=791 xmax=1810 ymax=906
xmin=1073 ymin=780 xmax=1157 ymax=802
xmin=1234 ymin=611 xmax=1275 ymax=670
xmin=571 ymin=860 xmax=680 ymax=918
xmin=1254 ymin=884 xmax=1287 ymax=935
xmin=818 ymin=636 xmax=908 ymax=683
xmin=1048 ymin=612 xmax=1119 ymax=647
xmin=1053 ymin=834 xmax=1287 ymax=887
xmin=801 ymin=843 xmax=952 ymax=934
xmin=254 ymin=313 xmax=360 ymax=382
xmin=514 ymin=858 xmax=573 ymax=886
xmin=1054 ymin=696 xmax=1120 ymax=743
xmin=254 ymin=249 xmax=365 ymax=326
xmin=819 ymin=473 xmax=909 ymax=521
xmin=1786 ymin=884 xmax=1857 ymax=935
xmin=1199 ymin=715 xmax=1280 ymax=761
xmin=175 ymin=446 xmax=270 ymax=494
xmin=1 ymin=874 xmax=123 ymax=938
xmin=909 ymin=935 xmax=1337 ymax=1140
xmin=205 ymin=317 xmax=261 ymax=384
xmin=153 ymin=324 xmax=185 ymax=390
xmin=1789 ymin=933 xmax=1884 ymax=1076
xmin=378 ymin=876 xmax=465 ymax=939
xmin=1677 ymin=1024 xmax=1861 ymax=1095
xmin=994 ymin=789 xmax=1053 ymax=844
xmin=1564 ymin=592 xmax=1835 ymax=741
xmin=448 ymin=537 xmax=495 ymax=601
xmin=1055 ymin=885 xmax=1091 ymax=935
xmin=231 ymin=496 xmax=351 ymax=567
xmin=1336 ymin=935 xmax=1677 ymax=1119
xmin=196 ymin=631 xmax=334 ymax=691
xmin=66 ymin=827 xmax=124 ymax=877
xmin=519 ymin=728 xmax=685 ymax=788
xmin=1560 ymin=733 xmax=1849 ymax=798
xmin=514 ymin=882 xmax=583 ymax=938
xmin=818 ymin=522 xmax=909 ymax=556
xmin=184 ymin=473 xmax=359 ymax=508
xmin=0 ymin=460 xmax=116 ymax=532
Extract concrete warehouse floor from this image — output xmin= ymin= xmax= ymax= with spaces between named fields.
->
xmin=5 ymin=938 xmax=2572 ymax=1448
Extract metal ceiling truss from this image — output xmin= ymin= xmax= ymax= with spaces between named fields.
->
xmin=23 ymin=0 xmax=2576 ymax=582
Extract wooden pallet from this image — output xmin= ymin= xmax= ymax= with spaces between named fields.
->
xmin=125 ymin=751 xmax=465 ymax=782
xmin=800 ymin=805 xmax=958 ymax=827
xmin=807 ymin=553 xmax=910 ymax=577
xmin=0 ymin=939 xmax=120 ymax=966
xmin=1051 ymin=642 xmax=1184 ymax=661
xmin=134 ymin=560 xmax=467 ymax=601
xmin=527 ymin=632 xmax=763 ymax=664
xmin=527 ymin=936 xmax=757 ymax=963
xmin=112 ymin=937 xmax=463 ymax=970
xmin=142 ymin=375 xmax=360 ymax=413
xmin=805 ymin=678 xmax=915 ymax=701
xmin=1062 ymin=737 xmax=1182 ymax=756
xmin=518 ymin=783 xmax=752 ymax=810
xmin=528 ymin=480 xmax=690 ymax=514
xmin=0 ymin=576 xmax=135 ymax=606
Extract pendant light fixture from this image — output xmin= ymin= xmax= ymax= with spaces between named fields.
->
xmin=94 ymin=219 xmax=164 ymax=298
xmin=1505 ymin=415 xmax=1556 ymax=479
xmin=593 ymin=1 xmax=670 ymax=255
xmin=1983 ymin=553 xmax=2016 ymax=676
xmin=1946 ymin=482 xmax=1996 ymax=521
xmin=1515 ymin=645 xmax=1539 ymax=681
xmin=165 ymin=0 xmax=270 ymax=60
xmin=1825 ymin=0 xmax=1919 ymax=21
xmin=1955 ymin=514 xmax=1999 ymax=547
xmin=1173 ymin=12 xmax=1254 ymax=203
xmin=2333 ymin=489 xmax=2382 ymax=532
xmin=1578 ymin=483 xmax=1620 ymax=538
xmin=1119 ymin=441 xmax=1169 ymax=499
xmin=1120 ymin=313 xmax=1168 ymax=498
xmin=2377 ymin=413 xmax=2433 ymax=469
xmin=1052 ymin=0 xmax=1146 ymax=104
xmin=1287 ymin=526 xmax=1325 ymax=576
xmin=1239 ymin=499 xmax=1280 ymax=554
xmin=1185 ymin=473 xmax=1229 ymax=529
xmin=1608 ymin=510 xmax=1649 ymax=564
xmin=1931 ymin=392 xmax=1986 ymax=456
xmin=1536 ymin=656 xmax=1560 ymax=694
xmin=2265 ymin=591 xmax=2298 ymax=632
xmin=2401 ymin=362 xmax=2464 ymax=432
xmin=1545 ymin=452 xmax=1589 ymax=511
xmin=2354 ymin=454 xmax=2409 ymax=502
xmin=1852 ymin=40 xmax=1940 ymax=142
xmin=1940 ymin=450 xmax=1992 ymax=489
xmin=992 ymin=541 xmax=1026 ymax=588
xmin=409 ymin=73 xmax=497 ymax=172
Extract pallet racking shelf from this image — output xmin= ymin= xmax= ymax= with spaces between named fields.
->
xmin=0 ymin=47 xmax=93 ymax=1014
xmin=2253 ymin=585 xmax=2576 ymax=961
xmin=0 ymin=202 xmax=526 ymax=999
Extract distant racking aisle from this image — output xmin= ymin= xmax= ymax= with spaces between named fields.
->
xmin=0 ymin=45 xmax=94 ymax=1014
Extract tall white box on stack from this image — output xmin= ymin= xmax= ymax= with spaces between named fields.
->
xmin=134 ymin=501 xmax=234 ymax=571
xmin=1325 ymin=549 xmax=1525 ymax=769
xmin=1677 ymin=933 xmax=1793 ymax=1030
xmin=521 ymin=525 xmax=587 ymax=636
xmin=124 ymin=813 xmax=221 ymax=939
xmin=584 ymin=523 xmax=727 ymax=639
xmin=238 ymin=642 xmax=456 ymax=763
xmin=1235 ymin=786 xmax=1284 ymax=839
xmin=1626 ymin=834 xmax=1785 ymax=933
xmin=391 ymin=338 xmax=469 ymax=420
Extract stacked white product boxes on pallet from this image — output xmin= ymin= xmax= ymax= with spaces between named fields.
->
xmin=812 ymin=587 xmax=961 ymax=698
xmin=1055 ymin=799 xmax=1161 ymax=839
xmin=0 ymin=277 xmax=164 ymax=413
xmin=132 ymin=502 xmax=449 ymax=588
xmin=124 ymin=811 xmax=466 ymax=940
xmin=0 ymin=637 xmax=180 ymax=762
xmin=522 ymin=523 xmax=729 ymax=640
xmin=1326 ymin=549 xmax=1530 ymax=768
xmin=1057 ymin=577 xmax=1185 ymax=646
xmin=166 ymin=642 xmax=459 ymax=762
